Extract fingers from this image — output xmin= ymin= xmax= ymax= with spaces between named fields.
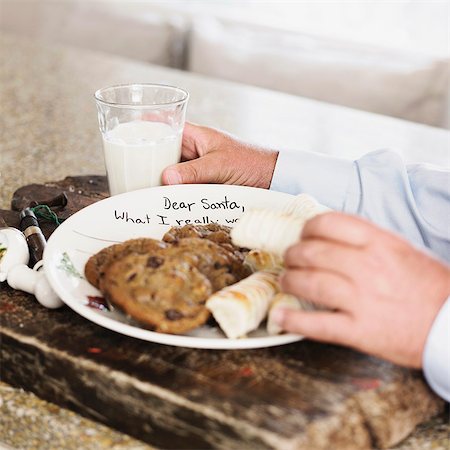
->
xmin=302 ymin=212 xmax=378 ymax=247
xmin=284 ymin=239 xmax=362 ymax=277
xmin=164 ymin=123 xmax=209 ymax=184
xmin=271 ymin=308 xmax=353 ymax=345
xmin=280 ymin=268 xmax=355 ymax=310
xmin=181 ymin=123 xmax=220 ymax=160
xmin=181 ymin=122 xmax=203 ymax=160
xmin=161 ymin=166 xmax=183 ymax=185
xmin=162 ymin=155 xmax=222 ymax=185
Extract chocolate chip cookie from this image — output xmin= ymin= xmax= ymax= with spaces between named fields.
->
xmin=103 ymin=254 xmax=212 ymax=334
xmin=85 ymin=238 xmax=169 ymax=289
xmin=163 ymin=223 xmax=232 ymax=243
xmin=165 ymin=238 xmax=251 ymax=291
xmin=163 ymin=224 xmax=248 ymax=260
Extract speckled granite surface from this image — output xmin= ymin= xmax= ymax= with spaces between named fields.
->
xmin=393 ymin=413 xmax=449 ymax=450
xmin=0 ymin=382 xmax=152 ymax=450
xmin=1 ymin=32 xmax=449 ymax=449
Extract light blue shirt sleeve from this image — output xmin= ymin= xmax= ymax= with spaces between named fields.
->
xmin=270 ymin=148 xmax=450 ymax=401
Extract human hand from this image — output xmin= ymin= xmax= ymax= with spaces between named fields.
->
xmin=161 ymin=123 xmax=278 ymax=189
xmin=274 ymin=212 xmax=450 ymax=368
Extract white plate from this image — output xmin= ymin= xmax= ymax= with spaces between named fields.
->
xmin=44 ymin=184 xmax=303 ymax=349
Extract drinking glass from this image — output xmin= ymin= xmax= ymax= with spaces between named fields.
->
xmin=95 ymin=83 xmax=189 ymax=195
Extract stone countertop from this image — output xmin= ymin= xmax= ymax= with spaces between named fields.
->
xmin=0 ymin=382 xmax=152 ymax=450
xmin=1 ymin=32 xmax=449 ymax=449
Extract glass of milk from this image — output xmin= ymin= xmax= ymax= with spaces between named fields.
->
xmin=94 ymin=83 xmax=189 ymax=196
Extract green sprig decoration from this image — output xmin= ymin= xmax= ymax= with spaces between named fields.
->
xmin=58 ymin=252 xmax=83 ymax=279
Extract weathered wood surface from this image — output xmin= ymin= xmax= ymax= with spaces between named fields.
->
xmin=0 ymin=176 xmax=444 ymax=449
xmin=4 ymin=175 xmax=108 ymax=236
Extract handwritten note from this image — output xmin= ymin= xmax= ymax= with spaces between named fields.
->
xmin=113 ymin=195 xmax=245 ymax=226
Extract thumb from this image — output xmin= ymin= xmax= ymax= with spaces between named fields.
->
xmin=162 ymin=157 xmax=222 ymax=185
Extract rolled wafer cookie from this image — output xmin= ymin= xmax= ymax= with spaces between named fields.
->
xmin=282 ymin=193 xmax=330 ymax=218
xmin=206 ymin=270 xmax=280 ymax=339
xmin=231 ymin=209 xmax=305 ymax=257
xmin=244 ymin=249 xmax=284 ymax=273
xmin=231 ymin=194 xmax=329 ymax=256
xmin=267 ymin=293 xmax=315 ymax=335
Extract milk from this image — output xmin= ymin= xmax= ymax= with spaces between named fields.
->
xmin=102 ymin=120 xmax=182 ymax=195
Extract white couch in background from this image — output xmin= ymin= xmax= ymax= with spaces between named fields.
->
xmin=0 ymin=1 xmax=186 ymax=67
xmin=1 ymin=1 xmax=448 ymax=128
xmin=188 ymin=19 xmax=449 ymax=128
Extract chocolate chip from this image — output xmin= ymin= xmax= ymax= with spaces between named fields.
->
xmin=147 ymin=256 xmax=164 ymax=268
xmin=165 ymin=309 xmax=184 ymax=321
xmin=126 ymin=272 xmax=137 ymax=282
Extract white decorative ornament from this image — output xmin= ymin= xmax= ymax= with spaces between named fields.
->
xmin=0 ymin=226 xmax=63 ymax=308
xmin=0 ymin=227 xmax=29 ymax=282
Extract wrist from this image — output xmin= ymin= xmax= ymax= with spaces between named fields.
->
xmin=232 ymin=144 xmax=278 ymax=189
xmin=258 ymin=150 xmax=279 ymax=189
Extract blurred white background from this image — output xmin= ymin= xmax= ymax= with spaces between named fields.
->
xmin=149 ymin=0 xmax=450 ymax=57
xmin=1 ymin=0 xmax=449 ymax=127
